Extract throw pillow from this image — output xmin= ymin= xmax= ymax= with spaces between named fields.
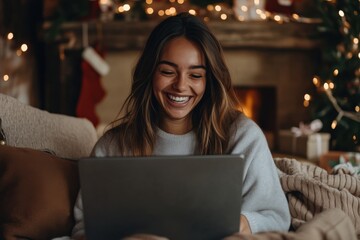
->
xmin=0 ymin=145 xmax=79 ymax=240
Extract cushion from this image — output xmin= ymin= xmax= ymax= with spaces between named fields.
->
xmin=0 ymin=144 xmax=79 ymax=240
xmin=0 ymin=93 xmax=98 ymax=159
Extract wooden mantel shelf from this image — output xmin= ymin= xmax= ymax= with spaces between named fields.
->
xmin=50 ymin=20 xmax=323 ymax=51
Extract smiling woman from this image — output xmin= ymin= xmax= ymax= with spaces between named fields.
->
xmin=153 ymin=37 xmax=206 ymax=134
xmin=71 ymin=12 xmax=291 ymax=240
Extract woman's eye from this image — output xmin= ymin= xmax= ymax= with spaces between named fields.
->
xmin=160 ymin=70 xmax=174 ymax=76
xmin=191 ymin=74 xmax=203 ymax=79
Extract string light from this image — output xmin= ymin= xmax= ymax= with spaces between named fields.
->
xmin=21 ymin=44 xmax=28 ymax=52
xmin=220 ymin=14 xmax=227 ymax=20
xmin=313 ymin=76 xmax=321 ymax=87
xmin=188 ymin=9 xmax=196 ymax=15
xmin=123 ymin=4 xmax=130 ymax=11
xmin=331 ymin=120 xmax=337 ymax=129
xmin=146 ymin=7 xmax=154 ymax=14
xmin=333 ymin=69 xmax=339 ymax=76
xmin=118 ymin=6 xmax=125 ymax=13
xmin=3 ymin=75 xmax=9 ymax=81
xmin=207 ymin=5 xmax=214 ymax=11
xmin=7 ymin=32 xmax=14 ymax=40
xmin=241 ymin=6 xmax=248 ymax=12
xmin=215 ymin=5 xmax=221 ymax=12
xmin=158 ymin=10 xmax=165 ymax=16
xmin=338 ymin=10 xmax=345 ymax=17
xmin=303 ymin=93 xmax=311 ymax=107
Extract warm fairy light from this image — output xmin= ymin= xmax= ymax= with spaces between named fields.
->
xmin=21 ymin=44 xmax=28 ymax=52
xmin=158 ymin=10 xmax=165 ymax=16
xmin=354 ymin=38 xmax=359 ymax=45
xmin=353 ymin=135 xmax=357 ymax=141
xmin=256 ymin=9 xmax=262 ymax=15
xmin=292 ymin=14 xmax=300 ymax=20
xmin=323 ymin=82 xmax=329 ymax=90
xmin=338 ymin=10 xmax=345 ymax=17
xmin=146 ymin=0 xmax=152 ymax=4
xmin=169 ymin=0 xmax=175 ymax=2
xmin=355 ymin=106 xmax=360 ymax=112
xmin=241 ymin=5 xmax=248 ymax=12
xmin=346 ymin=52 xmax=353 ymax=59
xmin=220 ymin=14 xmax=227 ymax=20
xmin=169 ymin=7 xmax=176 ymax=15
xmin=7 ymin=32 xmax=14 ymax=40
xmin=331 ymin=120 xmax=337 ymax=129
xmin=313 ymin=76 xmax=320 ymax=86
xmin=358 ymin=52 xmax=360 ymax=59
xmin=303 ymin=100 xmax=310 ymax=107
xmin=333 ymin=69 xmax=339 ymax=76
xmin=177 ymin=0 xmax=184 ymax=4
xmin=207 ymin=5 xmax=214 ymax=11
xmin=188 ymin=9 xmax=196 ymax=15
xmin=118 ymin=6 xmax=124 ymax=12
xmin=237 ymin=16 xmax=245 ymax=21
xmin=165 ymin=9 xmax=171 ymax=15
xmin=3 ymin=75 xmax=9 ymax=81
xmin=254 ymin=0 xmax=260 ymax=5
xmin=123 ymin=4 xmax=130 ymax=11
xmin=303 ymin=93 xmax=311 ymax=107
xmin=16 ymin=50 xmax=22 ymax=56
xmin=259 ymin=13 xmax=267 ymax=19
xmin=146 ymin=7 xmax=154 ymax=14
xmin=215 ymin=5 xmax=221 ymax=12
xmin=329 ymin=82 xmax=335 ymax=89
xmin=274 ymin=15 xmax=281 ymax=22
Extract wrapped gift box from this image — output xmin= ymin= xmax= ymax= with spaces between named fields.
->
xmin=278 ymin=130 xmax=331 ymax=161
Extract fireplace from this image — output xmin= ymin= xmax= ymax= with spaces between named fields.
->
xmin=234 ymin=86 xmax=277 ymax=149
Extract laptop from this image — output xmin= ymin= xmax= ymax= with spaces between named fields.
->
xmin=78 ymin=154 xmax=245 ymax=240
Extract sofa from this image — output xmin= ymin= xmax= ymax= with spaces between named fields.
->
xmin=0 ymin=93 xmax=358 ymax=240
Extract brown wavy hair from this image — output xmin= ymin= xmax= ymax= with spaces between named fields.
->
xmin=111 ymin=12 xmax=241 ymax=156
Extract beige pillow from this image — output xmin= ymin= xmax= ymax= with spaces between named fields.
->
xmin=0 ymin=145 xmax=79 ymax=240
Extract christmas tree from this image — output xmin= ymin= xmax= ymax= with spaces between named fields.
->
xmin=311 ymin=0 xmax=360 ymax=152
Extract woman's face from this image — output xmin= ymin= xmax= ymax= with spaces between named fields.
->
xmin=153 ymin=36 xmax=206 ymax=134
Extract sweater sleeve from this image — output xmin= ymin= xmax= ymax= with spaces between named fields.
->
xmin=229 ymin=115 xmax=291 ymax=233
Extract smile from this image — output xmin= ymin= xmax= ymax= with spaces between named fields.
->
xmin=168 ymin=94 xmax=190 ymax=103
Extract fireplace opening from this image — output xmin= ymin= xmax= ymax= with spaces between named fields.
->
xmin=233 ymin=86 xmax=277 ymax=150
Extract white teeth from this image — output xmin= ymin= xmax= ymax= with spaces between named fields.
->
xmin=168 ymin=94 xmax=189 ymax=103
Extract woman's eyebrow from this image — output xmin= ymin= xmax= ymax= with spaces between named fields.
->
xmin=158 ymin=60 xmax=206 ymax=70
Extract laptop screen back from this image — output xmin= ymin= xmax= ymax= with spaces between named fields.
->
xmin=79 ymin=154 xmax=244 ymax=240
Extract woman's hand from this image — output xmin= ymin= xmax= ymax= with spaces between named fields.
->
xmin=240 ymin=214 xmax=252 ymax=234
xmin=122 ymin=234 xmax=169 ymax=240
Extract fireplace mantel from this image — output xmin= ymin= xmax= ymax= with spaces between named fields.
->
xmin=50 ymin=20 xmax=323 ymax=51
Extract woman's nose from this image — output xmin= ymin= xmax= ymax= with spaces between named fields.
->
xmin=173 ymin=74 xmax=187 ymax=91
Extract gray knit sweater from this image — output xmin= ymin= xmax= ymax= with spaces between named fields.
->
xmin=72 ymin=114 xmax=291 ymax=238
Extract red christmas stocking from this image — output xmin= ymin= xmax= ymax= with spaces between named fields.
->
xmin=76 ymin=45 xmax=106 ymax=127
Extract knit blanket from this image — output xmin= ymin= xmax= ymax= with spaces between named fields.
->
xmin=275 ymin=158 xmax=360 ymax=235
